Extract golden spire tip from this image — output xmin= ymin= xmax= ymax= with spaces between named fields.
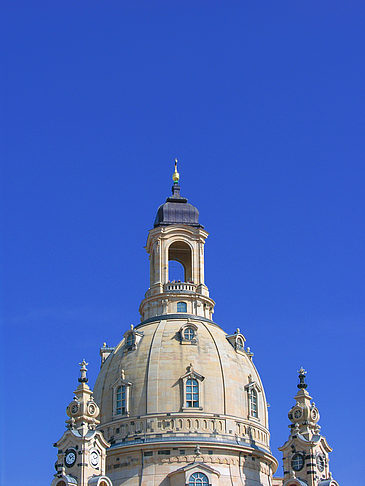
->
xmin=172 ymin=158 xmax=180 ymax=183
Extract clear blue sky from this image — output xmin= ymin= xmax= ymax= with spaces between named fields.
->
xmin=1 ymin=2 xmax=364 ymax=485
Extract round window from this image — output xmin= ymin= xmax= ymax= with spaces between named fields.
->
xmin=184 ymin=327 xmax=195 ymax=341
xmin=291 ymin=453 xmax=304 ymax=471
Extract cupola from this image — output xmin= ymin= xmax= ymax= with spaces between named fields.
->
xmin=139 ymin=161 xmax=215 ymax=322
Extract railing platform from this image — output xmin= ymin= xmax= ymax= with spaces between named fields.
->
xmin=164 ymin=282 xmax=197 ymax=292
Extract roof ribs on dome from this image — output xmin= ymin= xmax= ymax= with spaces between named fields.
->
xmin=154 ymin=182 xmax=202 ymax=228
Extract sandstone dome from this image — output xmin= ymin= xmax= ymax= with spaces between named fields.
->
xmin=94 ymin=316 xmax=270 ymax=447
xmin=92 ymin=174 xmax=277 ymax=485
xmin=51 ymin=168 xmax=340 ymax=486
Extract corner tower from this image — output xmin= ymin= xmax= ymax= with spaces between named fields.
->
xmin=278 ymin=369 xmax=339 ymax=486
xmin=51 ymin=361 xmax=111 ymax=486
xmin=139 ymin=161 xmax=215 ymax=322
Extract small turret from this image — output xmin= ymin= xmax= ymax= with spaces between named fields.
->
xmin=51 ymin=361 xmax=111 ymax=486
xmin=65 ymin=360 xmax=100 ymax=436
xmin=278 ymin=369 xmax=339 ymax=486
xmin=139 ymin=160 xmax=215 ymax=322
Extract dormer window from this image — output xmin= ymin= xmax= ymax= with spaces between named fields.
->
xmin=177 ymin=302 xmax=187 ymax=313
xmin=186 ymin=378 xmax=199 ymax=407
xmin=226 ymin=329 xmax=246 ymax=355
xmin=123 ymin=327 xmax=143 ymax=353
xmin=236 ymin=337 xmax=244 ymax=350
xmin=116 ymin=385 xmax=127 ymax=415
xmin=125 ymin=334 xmax=134 ymax=348
xmin=184 ymin=327 xmax=195 ymax=341
xmin=249 ymin=388 xmax=258 ymax=418
xmin=180 ymin=364 xmax=205 ymax=411
xmin=245 ymin=378 xmax=261 ymax=420
xmin=112 ymin=370 xmax=132 ymax=417
xmin=179 ymin=322 xmax=198 ymax=345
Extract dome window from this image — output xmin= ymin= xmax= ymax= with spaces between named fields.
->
xmin=236 ymin=337 xmax=244 ymax=350
xmin=245 ymin=377 xmax=262 ymax=420
xmin=226 ymin=328 xmax=246 ymax=356
xmin=123 ymin=326 xmax=144 ymax=353
xmin=249 ymin=388 xmax=258 ymax=418
xmin=125 ymin=334 xmax=134 ymax=348
xmin=184 ymin=327 xmax=195 ymax=341
xmin=180 ymin=363 xmax=205 ymax=411
xmin=116 ymin=385 xmax=126 ymax=415
xmin=179 ymin=322 xmax=198 ymax=345
xmin=112 ymin=369 xmax=132 ymax=418
xmin=177 ymin=302 xmax=187 ymax=313
xmin=189 ymin=473 xmax=209 ymax=486
xmin=186 ymin=378 xmax=199 ymax=408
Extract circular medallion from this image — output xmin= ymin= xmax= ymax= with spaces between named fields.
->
xmin=64 ymin=449 xmax=76 ymax=467
xmin=291 ymin=453 xmax=304 ymax=471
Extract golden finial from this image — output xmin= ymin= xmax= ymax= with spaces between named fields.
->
xmin=172 ymin=158 xmax=180 ymax=183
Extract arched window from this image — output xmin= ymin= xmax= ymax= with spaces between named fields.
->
xmin=189 ymin=472 xmax=209 ymax=486
xmin=125 ymin=333 xmax=134 ymax=348
xmin=250 ymin=388 xmax=258 ymax=418
xmin=168 ymin=260 xmax=185 ymax=282
xmin=57 ymin=482 xmax=66 ymax=486
xmin=168 ymin=241 xmax=192 ymax=282
xmin=184 ymin=327 xmax=195 ymax=340
xmin=236 ymin=337 xmax=244 ymax=350
xmin=186 ymin=378 xmax=199 ymax=407
xmin=116 ymin=385 xmax=126 ymax=415
xmin=177 ymin=302 xmax=187 ymax=313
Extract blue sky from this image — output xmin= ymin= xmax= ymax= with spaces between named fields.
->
xmin=1 ymin=2 xmax=365 ymax=485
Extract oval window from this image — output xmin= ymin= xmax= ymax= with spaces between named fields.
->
xmin=184 ymin=327 xmax=195 ymax=340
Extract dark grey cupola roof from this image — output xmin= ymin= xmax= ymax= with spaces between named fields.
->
xmin=154 ymin=162 xmax=201 ymax=228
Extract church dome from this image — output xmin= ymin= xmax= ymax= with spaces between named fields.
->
xmin=94 ymin=318 xmax=269 ymax=446
xmin=92 ymin=166 xmax=277 ymax=485
xmin=51 ymin=164 xmax=339 ymax=486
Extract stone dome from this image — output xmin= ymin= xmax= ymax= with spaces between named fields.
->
xmin=50 ymin=168 xmax=339 ymax=486
xmin=93 ymin=316 xmax=270 ymax=450
xmin=92 ymin=173 xmax=277 ymax=485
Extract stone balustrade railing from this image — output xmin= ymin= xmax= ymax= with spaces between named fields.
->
xmin=100 ymin=414 xmax=270 ymax=449
xmin=164 ymin=282 xmax=197 ymax=292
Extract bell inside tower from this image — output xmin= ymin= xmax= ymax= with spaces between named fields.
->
xmin=168 ymin=241 xmax=192 ymax=282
